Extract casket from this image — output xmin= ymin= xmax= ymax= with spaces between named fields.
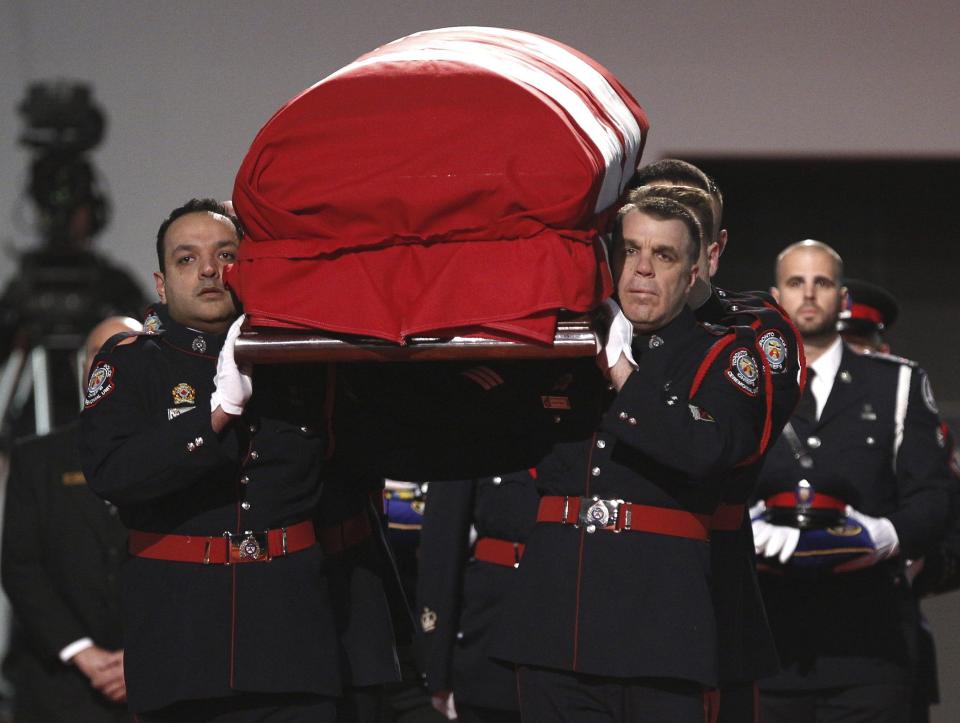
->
xmin=229 ymin=27 xmax=648 ymax=361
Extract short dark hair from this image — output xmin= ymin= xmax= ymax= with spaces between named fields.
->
xmin=155 ymin=198 xmax=243 ymax=272
xmin=631 ymin=184 xmax=715 ymax=250
xmin=630 ymin=159 xmax=723 ymax=234
xmin=612 ymin=187 xmax=703 ymax=265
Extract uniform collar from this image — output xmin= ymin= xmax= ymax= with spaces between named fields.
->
xmin=144 ymin=304 xmax=226 ymax=358
xmin=633 ymin=304 xmax=696 ymax=352
xmin=693 ymin=286 xmax=725 ymax=324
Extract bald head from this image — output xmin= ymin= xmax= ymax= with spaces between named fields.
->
xmin=774 ymin=239 xmax=844 ymax=286
xmin=84 ymin=316 xmax=142 ymax=376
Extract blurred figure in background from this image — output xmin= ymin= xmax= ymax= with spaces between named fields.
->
xmin=2 ymin=315 xmax=140 ymax=723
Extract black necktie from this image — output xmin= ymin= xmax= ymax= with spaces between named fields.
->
xmin=795 ymin=368 xmax=817 ymax=422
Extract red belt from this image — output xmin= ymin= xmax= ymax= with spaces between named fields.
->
xmin=128 ymin=520 xmax=316 ymax=564
xmin=711 ymin=503 xmax=745 ymax=532
xmin=766 ymin=492 xmax=846 ymax=512
xmin=537 ymin=496 xmax=711 ymax=541
xmin=474 ymin=536 xmax=526 ymax=567
xmin=319 ymin=510 xmax=373 ymax=554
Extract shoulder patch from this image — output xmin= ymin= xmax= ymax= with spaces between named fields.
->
xmin=758 ymin=329 xmax=788 ymax=375
xmin=725 ymin=348 xmax=760 ymax=397
xmin=84 ymin=361 xmax=116 ymax=409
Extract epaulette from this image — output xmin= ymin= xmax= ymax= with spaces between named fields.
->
xmin=860 ymin=349 xmax=918 ymax=368
xmin=715 ymin=287 xmax=776 ymax=310
xmin=103 ymin=330 xmax=155 ymax=353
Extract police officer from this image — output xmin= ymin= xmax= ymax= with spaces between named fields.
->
xmin=491 ymin=190 xmax=770 ymax=722
xmin=838 ymin=278 xmax=960 ymax=723
xmin=837 ymin=277 xmax=900 ymax=354
xmin=417 ymin=469 xmax=539 ymax=722
xmin=752 ymin=241 xmax=953 ymax=722
xmin=633 ymin=161 xmax=803 ymax=721
xmin=80 ymin=199 xmax=346 ymax=721
xmin=1 ymin=316 xmax=139 ymax=723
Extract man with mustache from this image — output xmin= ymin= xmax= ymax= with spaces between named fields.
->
xmin=751 ymin=240 xmax=953 ymax=722
xmin=492 ymin=190 xmax=771 ymax=722
xmin=80 ymin=199 xmax=402 ymax=721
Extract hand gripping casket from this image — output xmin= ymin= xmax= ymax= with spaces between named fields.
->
xmin=229 ymin=27 xmax=648 ymax=346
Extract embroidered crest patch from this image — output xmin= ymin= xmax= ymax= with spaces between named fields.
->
xmin=758 ymin=329 xmax=787 ymax=374
xmin=725 ymin=348 xmax=760 ymax=397
xmin=172 ymin=383 xmax=197 ymax=406
xmin=84 ymin=361 xmax=116 ymax=408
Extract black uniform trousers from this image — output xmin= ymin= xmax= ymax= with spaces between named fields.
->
xmin=135 ymin=692 xmax=336 ymax=722
xmin=760 ymin=682 xmax=910 ymax=723
xmin=517 ymin=666 xmax=712 ymax=723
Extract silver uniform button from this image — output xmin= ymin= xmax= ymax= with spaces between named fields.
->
xmin=618 ymin=411 xmax=629 ymax=420
xmin=186 ymin=442 xmax=196 ymax=452
xmin=249 ymin=423 xmax=258 ymax=434
xmin=628 ymin=417 xmax=637 ymax=426
xmin=866 ymin=436 xmax=876 ymax=446
xmin=240 ymin=475 xmax=250 ymax=485
xmin=194 ymin=436 xmax=204 ymax=447
xmin=553 ymin=415 xmax=562 ymax=424
xmin=591 ymin=466 xmax=601 ymax=477
xmin=241 ymin=501 xmax=251 ymax=511
xmin=730 ymin=305 xmax=739 ymax=312
xmin=492 ymin=476 xmax=502 ymax=485
xmin=807 ymin=436 xmax=822 ymax=449
xmin=300 ymin=426 xmax=311 ymax=434
xmin=596 ymin=439 xmax=606 ymax=449
xmin=249 ymin=450 xmax=259 ymax=461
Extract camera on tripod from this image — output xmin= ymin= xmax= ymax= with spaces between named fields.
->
xmin=0 ymin=81 xmax=145 ymax=443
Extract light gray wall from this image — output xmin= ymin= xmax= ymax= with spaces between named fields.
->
xmin=1 ymin=1 xmax=958 ymax=719
xmin=2 ymin=0 xmax=959 ymax=294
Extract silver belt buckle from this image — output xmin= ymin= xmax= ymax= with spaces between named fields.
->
xmin=225 ymin=530 xmax=271 ymax=564
xmin=577 ymin=497 xmax=623 ymax=533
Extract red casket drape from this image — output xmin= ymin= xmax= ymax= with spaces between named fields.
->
xmin=229 ymin=27 xmax=649 ymax=344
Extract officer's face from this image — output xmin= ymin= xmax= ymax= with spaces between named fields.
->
xmin=154 ymin=212 xmax=239 ymax=334
xmin=612 ymin=210 xmax=698 ymax=333
xmin=772 ymin=247 xmax=846 ymax=340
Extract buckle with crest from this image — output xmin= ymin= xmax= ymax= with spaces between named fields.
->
xmin=577 ymin=497 xmax=623 ymax=533
xmin=224 ymin=530 xmax=271 ymax=564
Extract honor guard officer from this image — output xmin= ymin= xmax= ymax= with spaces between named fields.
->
xmin=491 ymin=191 xmax=771 ymax=722
xmin=837 ymin=278 xmax=899 ymax=354
xmin=80 ymin=200 xmax=349 ymax=721
xmin=751 ymin=241 xmax=954 ymax=722
xmin=838 ymin=278 xmax=960 ymax=722
xmin=2 ymin=316 xmax=139 ymax=723
xmin=633 ymin=161 xmax=803 ymax=722
xmin=417 ymin=469 xmax=540 ymax=722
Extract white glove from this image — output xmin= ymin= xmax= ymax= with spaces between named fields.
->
xmin=750 ymin=501 xmax=800 ymax=564
xmin=210 ymin=315 xmax=253 ymax=416
xmin=430 ymin=690 xmax=457 ymax=720
xmin=600 ymin=299 xmax=638 ymax=370
xmin=834 ymin=505 xmax=900 ymax=573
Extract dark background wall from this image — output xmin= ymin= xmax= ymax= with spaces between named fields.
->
xmin=0 ymin=2 xmax=958 ymax=720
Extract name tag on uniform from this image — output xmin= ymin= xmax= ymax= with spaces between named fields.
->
xmin=541 ymin=395 xmax=571 ymax=410
xmin=62 ymin=471 xmax=86 ymax=486
xmin=168 ymin=406 xmax=196 ymax=420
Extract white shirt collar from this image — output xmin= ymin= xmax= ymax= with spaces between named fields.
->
xmin=807 ymin=335 xmax=844 ymax=419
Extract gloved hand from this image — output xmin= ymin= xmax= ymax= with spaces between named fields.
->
xmin=210 ymin=315 xmax=253 ymax=416
xmin=430 ymin=690 xmax=457 ymax=720
xmin=599 ymin=299 xmax=638 ymax=370
xmin=834 ymin=505 xmax=900 ymax=573
xmin=750 ymin=501 xmax=800 ymax=564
